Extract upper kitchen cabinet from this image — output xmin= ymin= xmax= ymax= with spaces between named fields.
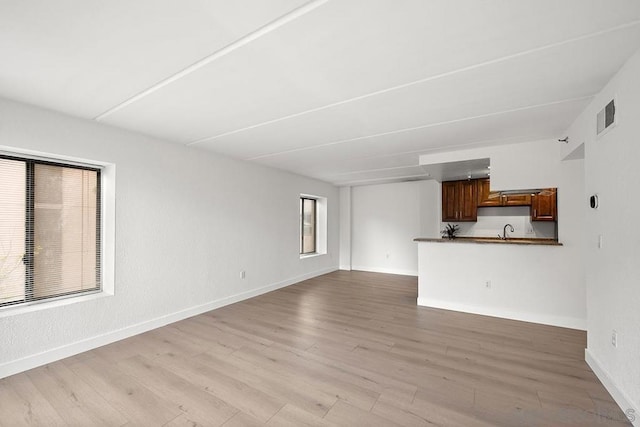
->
xmin=446 ymin=179 xmax=556 ymax=222
xmin=442 ymin=179 xmax=478 ymax=222
xmin=442 ymin=181 xmax=458 ymax=221
xmin=477 ymin=178 xmax=502 ymax=207
xmin=502 ymin=193 xmax=532 ymax=206
xmin=478 ymin=178 xmax=531 ymax=206
xmin=531 ymin=189 xmax=557 ymax=221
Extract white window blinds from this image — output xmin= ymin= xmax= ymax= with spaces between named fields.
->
xmin=0 ymin=155 xmax=101 ymax=307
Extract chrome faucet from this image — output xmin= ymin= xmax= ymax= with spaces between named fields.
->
xmin=500 ymin=223 xmax=515 ymax=240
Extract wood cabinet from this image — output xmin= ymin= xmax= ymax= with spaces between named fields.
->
xmin=478 ymin=178 xmax=531 ymax=207
xmin=531 ymin=189 xmax=557 ymax=221
xmin=477 ymin=178 xmax=502 ymax=207
xmin=502 ymin=193 xmax=532 ymax=206
xmin=442 ymin=181 xmax=458 ymax=221
xmin=442 ymin=180 xmax=478 ymax=221
xmin=458 ymin=180 xmax=478 ymax=221
xmin=445 ymin=179 xmax=557 ymax=222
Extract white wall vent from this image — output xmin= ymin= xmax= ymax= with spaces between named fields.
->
xmin=596 ymin=99 xmax=616 ymax=137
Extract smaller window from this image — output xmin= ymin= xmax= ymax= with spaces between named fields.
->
xmin=300 ymin=197 xmax=317 ymax=254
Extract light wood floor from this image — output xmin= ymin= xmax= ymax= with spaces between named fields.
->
xmin=0 ymin=271 xmax=631 ymax=426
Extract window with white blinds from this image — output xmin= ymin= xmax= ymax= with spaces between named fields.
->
xmin=0 ymin=155 xmax=101 ymax=307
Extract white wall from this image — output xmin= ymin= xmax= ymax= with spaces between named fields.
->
xmin=0 ymin=98 xmax=339 ymax=378
xmin=418 ymin=241 xmax=586 ymax=330
xmin=419 ymin=180 xmax=441 ymax=238
xmin=338 ymin=186 xmax=352 ymax=270
xmin=350 ymin=180 xmax=439 ymax=276
xmin=565 ymin=49 xmax=640 ymax=424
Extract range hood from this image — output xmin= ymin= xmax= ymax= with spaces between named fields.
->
xmin=497 ymin=189 xmax=543 ymax=196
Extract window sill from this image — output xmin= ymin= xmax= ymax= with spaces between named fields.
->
xmin=0 ymin=290 xmax=112 ymax=318
xmin=300 ymin=252 xmax=325 ymax=259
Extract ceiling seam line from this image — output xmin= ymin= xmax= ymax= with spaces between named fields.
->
xmin=245 ymin=95 xmax=594 ymax=161
xmin=186 ymin=20 xmax=640 ymax=146
xmin=92 ymin=0 xmax=330 ymax=122
xmin=335 ymin=174 xmax=430 ymax=186
xmin=328 ymin=165 xmax=426 ymax=177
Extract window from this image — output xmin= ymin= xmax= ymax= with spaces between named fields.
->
xmin=300 ymin=197 xmax=316 ymax=254
xmin=0 ymin=154 xmax=101 ymax=308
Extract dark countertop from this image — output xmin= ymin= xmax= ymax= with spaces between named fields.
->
xmin=413 ymin=237 xmax=563 ymax=246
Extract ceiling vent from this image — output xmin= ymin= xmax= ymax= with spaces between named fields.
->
xmin=596 ymin=99 xmax=616 ymax=137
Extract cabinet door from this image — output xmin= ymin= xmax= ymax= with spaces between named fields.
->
xmin=477 ymin=178 xmax=501 ymax=207
xmin=502 ymin=194 xmax=532 ymax=206
xmin=531 ymin=189 xmax=557 ymax=221
xmin=458 ymin=180 xmax=478 ymax=221
xmin=442 ymin=181 xmax=458 ymax=221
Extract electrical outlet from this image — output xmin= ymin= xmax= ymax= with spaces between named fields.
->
xmin=240 ymin=270 xmax=246 ymax=279
xmin=485 ymin=280 xmax=491 ymax=289
xmin=612 ymin=330 xmax=617 ymax=348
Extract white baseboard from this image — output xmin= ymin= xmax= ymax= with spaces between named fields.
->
xmin=417 ymin=297 xmax=587 ymax=330
xmin=351 ymin=265 xmax=418 ymax=277
xmin=0 ymin=266 xmax=337 ymax=379
xmin=585 ymin=349 xmax=639 ymax=427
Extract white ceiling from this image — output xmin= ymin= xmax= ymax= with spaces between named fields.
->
xmin=2 ymin=1 xmax=640 ymax=186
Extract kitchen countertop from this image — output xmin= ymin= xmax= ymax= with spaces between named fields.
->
xmin=413 ymin=237 xmax=562 ymax=246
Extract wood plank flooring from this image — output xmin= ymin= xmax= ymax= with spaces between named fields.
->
xmin=0 ymin=270 xmax=631 ymax=426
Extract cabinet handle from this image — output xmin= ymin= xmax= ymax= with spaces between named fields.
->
xmin=534 ymin=209 xmax=536 ymax=217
